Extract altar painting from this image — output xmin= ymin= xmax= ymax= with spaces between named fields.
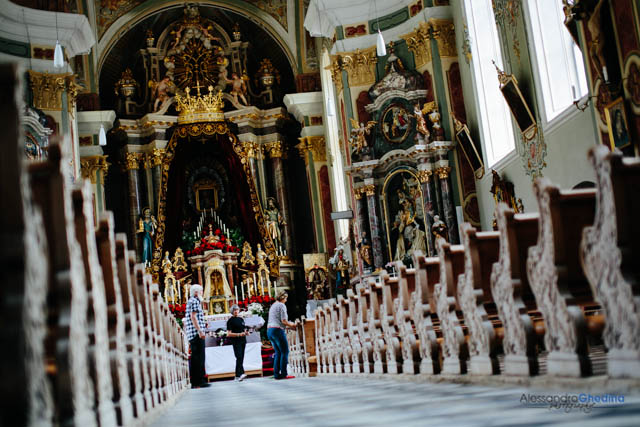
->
xmin=382 ymin=170 xmax=428 ymax=263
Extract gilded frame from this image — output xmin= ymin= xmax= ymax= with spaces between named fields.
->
xmin=498 ymin=73 xmax=538 ymax=141
xmin=381 ymin=168 xmax=428 ymax=262
xmin=453 ymin=115 xmax=485 ymax=179
xmin=208 ymin=297 xmax=229 ymax=315
xmin=152 ymin=122 xmax=279 ymax=279
xmin=604 ymin=97 xmax=631 ymax=150
xmin=194 ymin=180 xmax=219 ymax=211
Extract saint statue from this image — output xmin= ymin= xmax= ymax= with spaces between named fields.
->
xmin=137 ymin=207 xmax=158 ymax=265
xmin=224 ymin=71 xmax=249 ymax=106
xmin=329 ymin=247 xmax=351 ymax=297
xmin=413 ymin=102 xmax=431 ymax=144
xmin=410 ymin=226 xmax=427 ymax=256
xmin=264 ymin=198 xmax=284 ymax=250
xmin=428 ymin=106 xmax=445 ymax=141
xmin=357 ymin=231 xmax=373 ymax=270
xmin=164 ymin=273 xmax=178 ymax=304
xmin=173 ymin=247 xmax=188 ymax=272
xmin=255 ymin=243 xmax=268 ymax=271
xmin=240 ymin=241 xmax=255 ymax=266
xmin=432 ymin=215 xmax=448 ymax=241
xmin=162 ymin=251 xmax=173 ymax=274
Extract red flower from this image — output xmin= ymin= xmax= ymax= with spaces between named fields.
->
xmin=215 ymin=229 xmax=221 ymax=235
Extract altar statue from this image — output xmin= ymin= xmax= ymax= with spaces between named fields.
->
xmin=240 ymin=241 xmax=255 ymax=266
xmin=428 ymin=106 xmax=444 ymax=141
xmin=149 ymin=76 xmax=176 ymax=112
xmin=206 ymin=224 xmax=220 ymax=244
xmin=241 ymin=273 xmax=256 ymax=298
xmin=173 ymin=247 xmax=188 ymax=272
xmin=224 ymin=71 xmax=249 ymax=106
xmin=307 ymin=264 xmax=328 ymax=300
xmin=162 ymin=251 xmax=173 ymax=274
xmin=349 ymin=118 xmax=376 ymax=154
xmin=357 ymin=231 xmax=373 ymax=270
xmin=329 ymin=246 xmax=351 ymax=296
xmin=164 ymin=272 xmax=178 ymax=304
xmin=137 ymin=207 xmax=157 ymax=265
xmin=255 ymin=243 xmax=270 ymax=289
xmin=264 ymin=197 xmax=284 ymax=250
xmin=413 ymin=102 xmax=431 ymax=144
xmin=432 ymin=215 xmax=448 ymax=241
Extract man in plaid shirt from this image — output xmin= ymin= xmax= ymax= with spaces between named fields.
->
xmin=184 ymin=285 xmax=209 ymax=388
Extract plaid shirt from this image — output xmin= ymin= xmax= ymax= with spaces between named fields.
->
xmin=184 ymin=296 xmax=205 ymax=341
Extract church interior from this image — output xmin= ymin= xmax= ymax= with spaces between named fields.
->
xmin=2 ymin=0 xmax=640 ymax=425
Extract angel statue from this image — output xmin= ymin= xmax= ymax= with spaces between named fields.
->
xmin=349 ymin=118 xmax=377 ymax=154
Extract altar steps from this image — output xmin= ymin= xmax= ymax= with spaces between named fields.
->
xmin=262 ymin=345 xmax=275 ymax=376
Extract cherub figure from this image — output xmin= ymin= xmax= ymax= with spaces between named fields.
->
xmin=349 ymin=118 xmax=377 ymax=153
xmin=413 ymin=102 xmax=431 ymax=144
xmin=149 ymin=76 xmax=176 ymax=112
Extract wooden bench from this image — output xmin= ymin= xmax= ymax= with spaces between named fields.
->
xmin=393 ymin=264 xmax=420 ymax=374
xmin=367 ymin=281 xmax=388 ymax=374
xmin=356 ymin=285 xmax=375 ymax=374
xmin=527 ymin=179 xmax=600 ymax=377
xmin=491 ymin=204 xmax=542 ymax=376
xmin=411 ymin=253 xmax=441 ymax=374
xmin=435 ymin=238 xmax=468 ymax=375
xmin=71 ymin=183 xmax=118 ymax=425
xmin=302 ymin=318 xmax=318 ymax=376
xmin=580 ymin=145 xmax=640 ymax=378
xmin=380 ymin=273 xmax=403 ymax=374
xmin=337 ymin=295 xmax=354 ymax=373
xmin=457 ymin=224 xmax=501 ymax=375
xmin=345 ymin=290 xmax=363 ymax=373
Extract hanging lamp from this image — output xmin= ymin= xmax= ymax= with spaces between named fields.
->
xmin=99 ymin=124 xmax=107 ymax=146
xmin=374 ymin=1 xmax=386 ymax=57
xmin=53 ymin=12 xmax=64 ymax=68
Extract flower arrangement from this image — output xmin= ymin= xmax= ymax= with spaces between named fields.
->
xmin=185 ymin=228 xmax=240 ymax=257
xmin=168 ymin=303 xmax=186 ymax=327
xmin=247 ymin=302 xmax=264 ymax=316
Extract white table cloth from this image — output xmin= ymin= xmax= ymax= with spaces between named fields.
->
xmin=204 ymin=342 xmax=262 ymax=375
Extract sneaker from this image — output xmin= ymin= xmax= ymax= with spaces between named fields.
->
xmin=283 ymin=375 xmax=295 ymax=380
xmin=234 ymin=377 xmax=240 ymax=382
xmin=239 ymin=374 xmax=247 ymax=382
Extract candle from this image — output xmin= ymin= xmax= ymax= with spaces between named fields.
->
xmin=241 ymin=283 xmax=245 ymax=300
xmin=274 ymin=281 xmax=277 ymax=297
xmin=234 ymin=283 xmax=238 ymax=303
xmin=177 ymin=281 xmax=181 ymax=301
xmin=253 ymin=273 xmax=258 ymax=294
xmin=260 ymin=277 xmax=265 ymax=295
xmin=603 ymin=66 xmax=609 ymax=82
xmin=268 ymin=279 xmax=272 ymax=296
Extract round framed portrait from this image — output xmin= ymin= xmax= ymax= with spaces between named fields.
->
xmin=381 ymin=104 xmax=411 ymax=144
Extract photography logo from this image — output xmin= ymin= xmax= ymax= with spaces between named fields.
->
xmin=520 ymin=393 xmax=625 ymax=413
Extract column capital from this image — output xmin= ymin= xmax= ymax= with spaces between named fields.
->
xmin=80 ymin=155 xmax=110 ymax=184
xmin=362 ymin=184 xmax=376 ymax=197
xmin=416 ymin=170 xmax=433 ymax=183
xmin=124 ymin=152 xmax=144 ymax=170
xmin=265 ymin=141 xmax=286 ymax=159
xmin=148 ymin=148 xmax=165 ymax=167
xmin=429 ymin=19 xmax=456 ymax=58
xmin=296 ymin=136 xmax=326 ymax=162
xmin=435 ymin=166 xmax=451 ymax=179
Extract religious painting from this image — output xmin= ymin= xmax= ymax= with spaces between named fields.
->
xmin=382 ymin=170 xmax=428 ymax=263
xmin=208 ymin=297 xmax=228 ymax=315
xmin=453 ymin=116 xmax=484 ymax=179
xmin=194 ymin=180 xmax=219 ymax=212
xmin=605 ymin=97 xmax=631 ymax=150
xmin=499 ymin=74 xmax=537 ymax=140
xmin=381 ymin=104 xmax=411 ymax=144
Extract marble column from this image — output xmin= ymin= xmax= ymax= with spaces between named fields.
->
xmin=246 ymin=143 xmax=262 ymax=204
xmin=437 ymin=166 xmax=459 ymax=244
xmin=416 ymin=169 xmax=436 ymax=256
xmin=256 ymin=147 xmax=269 ymax=207
xmin=225 ymin=260 xmax=235 ymax=294
xmin=363 ymin=183 xmax=384 ymax=269
xmin=267 ymin=141 xmax=294 ymax=257
xmin=354 ymin=188 xmax=371 ymax=274
xmin=125 ymin=152 xmax=144 ymax=261
xmin=149 ymin=148 xmax=164 ymax=216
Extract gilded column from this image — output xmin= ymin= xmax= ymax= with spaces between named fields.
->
xmin=124 ymin=152 xmax=144 ymax=261
xmin=149 ymin=148 xmax=165 ymax=215
xmin=363 ymin=183 xmax=384 ymax=269
xmin=436 ymin=166 xmax=459 ymax=244
xmin=266 ymin=141 xmax=294 ymax=257
xmin=416 ymin=169 xmax=435 ymax=256
xmin=80 ymin=155 xmax=110 ymax=213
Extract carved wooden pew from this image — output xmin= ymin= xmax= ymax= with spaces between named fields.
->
xmin=580 ymin=145 xmax=640 ymax=378
xmin=379 ymin=273 xmax=403 ymax=374
xmin=296 ymin=319 xmax=306 ymax=375
xmin=29 ymin=145 xmax=98 ymax=426
xmin=491 ymin=205 xmax=542 ymax=376
xmin=129 ymin=255 xmax=154 ymax=410
xmin=411 ymin=253 xmax=441 ymax=375
xmin=345 ymin=290 xmax=364 ymax=373
xmin=115 ymin=235 xmax=145 ymax=417
xmin=1 ymin=65 xmax=52 ymax=426
xmin=314 ymin=306 xmax=329 ymax=374
xmin=149 ymin=284 xmax=169 ymax=399
xmin=322 ymin=304 xmax=335 ymax=373
xmin=394 ymin=263 xmax=420 ymax=374
xmin=356 ymin=285 xmax=375 ymax=374
xmin=140 ymin=273 xmax=161 ymax=403
xmin=527 ymin=179 xmax=600 ymax=377
xmin=71 ymin=183 xmax=118 ymax=426
xmin=95 ymin=213 xmax=135 ymax=425
xmin=302 ymin=318 xmax=318 ymax=377
xmin=368 ymin=281 xmax=387 ymax=374
xmin=435 ymin=238 xmax=468 ymax=375
xmin=329 ymin=301 xmax=343 ymax=373
xmin=337 ymin=295 xmax=353 ymax=373
xmin=457 ymin=224 xmax=501 ymax=375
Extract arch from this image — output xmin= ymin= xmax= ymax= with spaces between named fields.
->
xmin=97 ymin=0 xmax=297 ymax=78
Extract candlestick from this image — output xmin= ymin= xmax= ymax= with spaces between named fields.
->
xmin=234 ymin=283 xmax=238 ymax=303
xmin=253 ymin=273 xmax=257 ymax=294
xmin=177 ymin=281 xmax=181 ymax=302
xmin=268 ymin=279 xmax=272 ymax=296
xmin=260 ymin=276 xmax=265 ymax=295
xmin=241 ymin=283 xmax=245 ymax=301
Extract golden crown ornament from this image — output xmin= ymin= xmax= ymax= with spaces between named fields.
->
xmin=174 ymin=81 xmax=225 ymax=124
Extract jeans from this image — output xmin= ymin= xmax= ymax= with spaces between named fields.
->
xmin=267 ymin=327 xmax=289 ymax=379
xmin=189 ymin=336 xmax=206 ymax=386
xmin=232 ymin=341 xmax=246 ymax=377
